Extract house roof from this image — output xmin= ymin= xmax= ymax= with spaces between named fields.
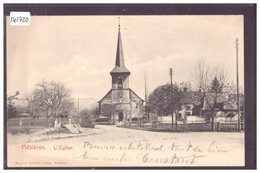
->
xmin=182 ymin=91 xmax=204 ymax=105
xmin=223 ymin=101 xmax=237 ymax=110
xmin=19 ymin=113 xmax=30 ymax=117
xmin=202 ymin=93 xmax=243 ymax=111
xmin=110 ymin=25 xmax=130 ymax=74
xmin=202 ymin=93 xmax=227 ymax=110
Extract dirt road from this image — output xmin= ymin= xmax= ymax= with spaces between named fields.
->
xmin=7 ymin=125 xmax=245 ymax=167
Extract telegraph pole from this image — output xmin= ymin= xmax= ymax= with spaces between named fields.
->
xmin=170 ymin=68 xmax=174 ymax=131
xmin=236 ymin=38 xmax=241 ymax=131
xmin=144 ymin=72 xmax=148 ymax=120
xmin=77 ymin=98 xmax=80 ymax=117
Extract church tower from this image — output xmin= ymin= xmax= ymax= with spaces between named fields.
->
xmin=110 ymin=21 xmax=131 ymax=104
xmin=98 ymin=19 xmax=144 ymax=124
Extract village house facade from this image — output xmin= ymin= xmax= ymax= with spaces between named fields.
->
xmin=178 ymin=91 xmax=244 ymax=124
xmin=98 ymin=23 xmax=144 ymax=124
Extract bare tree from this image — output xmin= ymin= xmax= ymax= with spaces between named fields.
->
xmin=58 ymin=99 xmax=77 ymax=118
xmin=31 ymin=80 xmax=71 ymax=118
xmin=100 ymin=104 xmax=117 ymax=124
xmin=191 ymin=60 xmax=229 ymax=131
xmin=7 ymin=91 xmax=20 ymax=119
xmin=191 ymin=60 xmax=211 ymax=92
xmin=27 ymin=95 xmax=40 ymax=118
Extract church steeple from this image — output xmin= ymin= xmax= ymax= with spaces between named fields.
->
xmin=110 ymin=18 xmax=130 ymax=75
xmin=98 ymin=18 xmax=144 ymax=120
xmin=115 ymin=20 xmax=125 ymax=67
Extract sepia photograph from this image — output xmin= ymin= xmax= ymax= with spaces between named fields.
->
xmin=4 ymin=4 xmax=256 ymax=169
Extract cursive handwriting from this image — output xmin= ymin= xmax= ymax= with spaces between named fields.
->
xmin=72 ymin=140 xmax=233 ymax=165
xmin=208 ymin=141 xmax=232 ymax=153
xmin=138 ymin=153 xmax=206 ymax=165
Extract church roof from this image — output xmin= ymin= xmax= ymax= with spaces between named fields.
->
xmin=110 ymin=66 xmax=130 ymax=73
xmin=98 ymin=89 xmax=144 ymax=103
xmin=110 ymin=24 xmax=130 ymax=75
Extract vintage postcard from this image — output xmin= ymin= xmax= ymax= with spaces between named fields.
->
xmin=4 ymin=4 xmax=256 ymax=169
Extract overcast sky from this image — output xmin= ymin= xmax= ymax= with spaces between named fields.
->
xmin=7 ymin=15 xmax=244 ymax=109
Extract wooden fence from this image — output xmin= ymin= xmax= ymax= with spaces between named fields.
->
xmin=131 ymin=122 xmax=245 ymax=132
xmin=7 ymin=117 xmax=81 ymax=127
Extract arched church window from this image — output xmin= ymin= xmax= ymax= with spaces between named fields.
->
xmin=118 ymin=77 xmax=123 ymax=89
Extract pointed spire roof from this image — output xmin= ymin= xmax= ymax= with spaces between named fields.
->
xmin=110 ymin=19 xmax=130 ymax=75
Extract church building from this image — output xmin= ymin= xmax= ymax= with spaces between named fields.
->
xmin=98 ymin=22 xmax=144 ymax=124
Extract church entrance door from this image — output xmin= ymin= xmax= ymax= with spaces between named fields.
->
xmin=118 ymin=112 xmax=124 ymax=122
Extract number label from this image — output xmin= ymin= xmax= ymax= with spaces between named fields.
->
xmin=10 ymin=12 xmax=30 ymax=26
